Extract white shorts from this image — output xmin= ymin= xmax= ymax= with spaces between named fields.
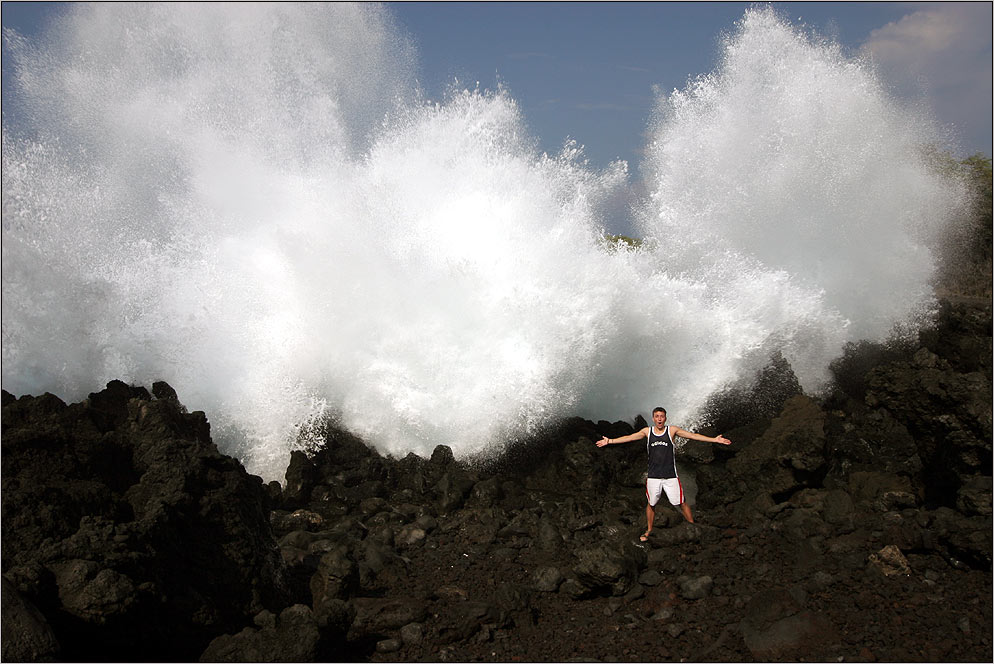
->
xmin=646 ymin=477 xmax=684 ymax=507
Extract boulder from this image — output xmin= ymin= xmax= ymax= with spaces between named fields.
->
xmin=350 ymin=597 xmax=428 ymax=636
xmin=433 ymin=470 xmax=476 ymax=514
xmin=283 ymin=451 xmax=319 ymax=507
xmin=532 ymin=567 xmax=564 ymax=592
xmin=956 ymin=475 xmax=993 ymax=516
xmin=1 ymin=576 xmax=61 ymax=662
xmin=572 ymin=540 xmax=647 ymax=596
xmin=399 ymin=621 xmax=424 ymax=645
xmin=677 ymin=575 xmax=713 ymax=600
xmin=726 ymin=395 xmax=827 ymax=499
xmin=309 ymin=547 xmax=358 ymax=607
xmin=468 ymin=477 xmax=504 ymax=507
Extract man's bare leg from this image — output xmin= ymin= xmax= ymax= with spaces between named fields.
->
xmin=680 ymin=502 xmax=694 ymax=523
xmin=642 ymin=503 xmax=655 ymax=540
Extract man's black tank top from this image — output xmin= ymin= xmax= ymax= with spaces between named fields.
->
xmin=647 ymin=426 xmax=677 ymax=479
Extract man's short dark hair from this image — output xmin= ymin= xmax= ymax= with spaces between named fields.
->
xmin=652 ymin=407 xmax=666 ymax=415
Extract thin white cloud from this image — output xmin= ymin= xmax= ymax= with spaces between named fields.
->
xmin=860 ymin=3 xmax=992 ymax=155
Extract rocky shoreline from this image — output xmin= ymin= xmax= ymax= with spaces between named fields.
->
xmin=2 ymin=297 xmax=991 ymax=662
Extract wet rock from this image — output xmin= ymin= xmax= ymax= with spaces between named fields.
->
xmin=284 ymin=451 xmax=319 ymax=507
xmin=323 ymin=430 xmax=376 ymax=472
xmin=151 ymin=381 xmax=179 ymax=401
xmin=430 ymin=444 xmax=455 ymax=467
xmin=393 ymin=454 xmax=428 ymax=495
xmin=563 ymin=438 xmax=596 ymax=471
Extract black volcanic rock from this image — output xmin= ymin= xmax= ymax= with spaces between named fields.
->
xmin=199 ymin=604 xmax=323 ymax=662
xmin=1 ymin=576 xmax=61 ymax=662
xmin=865 ymin=348 xmax=992 ymax=505
xmin=1 ymin=382 xmax=290 ymax=661
xmin=2 ymin=292 xmax=992 ymax=663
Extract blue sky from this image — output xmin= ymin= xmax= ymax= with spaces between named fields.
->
xmin=3 ymin=1 xmax=991 ymax=174
xmin=388 ymin=1 xmax=992 ymax=171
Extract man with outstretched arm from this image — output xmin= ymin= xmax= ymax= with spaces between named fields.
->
xmin=595 ymin=407 xmax=731 ymax=541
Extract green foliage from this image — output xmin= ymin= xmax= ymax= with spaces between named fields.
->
xmin=601 ymin=233 xmax=642 ymax=252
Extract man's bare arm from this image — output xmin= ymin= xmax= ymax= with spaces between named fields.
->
xmin=671 ymin=426 xmax=732 ymax=445
xmin=595 ymin=428 xmax=649 ymax=447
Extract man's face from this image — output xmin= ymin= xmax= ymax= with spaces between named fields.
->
xmin=653 ymin=411 xmax=666 ymax=428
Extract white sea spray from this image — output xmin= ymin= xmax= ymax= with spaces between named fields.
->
xmin=1 ymin=6 xmax=966 ymax=480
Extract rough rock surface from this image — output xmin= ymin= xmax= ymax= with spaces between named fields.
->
xmin=1 ymin=381 xmax=290 ymax=661
xmin=2 ymin=296 xmax=991 ymax=663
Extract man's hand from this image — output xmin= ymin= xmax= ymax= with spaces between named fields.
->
xmin=595 ymin=436 xmax=610 ymax=447
xmin=715 ymin=435 xmax=732 ymax=445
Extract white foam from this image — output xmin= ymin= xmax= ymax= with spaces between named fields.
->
xmin=2 ymin=6 xmax=967 ymax=480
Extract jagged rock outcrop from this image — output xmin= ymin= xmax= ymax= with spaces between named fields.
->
xmin=1 ymin=381 xmax=290 ymax=661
